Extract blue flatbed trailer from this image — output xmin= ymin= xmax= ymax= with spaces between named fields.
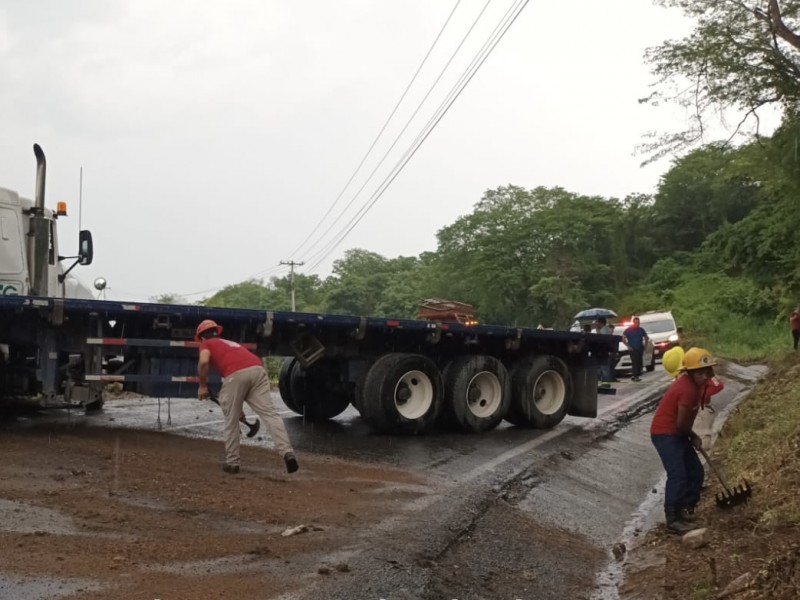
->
xmin=0 ymin=295 xmax=618 ymax=435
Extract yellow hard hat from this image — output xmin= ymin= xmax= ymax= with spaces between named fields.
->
xmin=662 ymin=346 xmax=684 ymax=378
xmin=682 ymin=347 xmax=717 ymax=371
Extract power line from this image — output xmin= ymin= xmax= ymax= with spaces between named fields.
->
xmin=173 ymin=3 xmax=465 ymax=299
xmin=305 ymin=0 xmax=531 ymax=273
xmin=296 ymin=0 xmax=490 ymax=263
xmin=287 ymin=0 xmax=463 ymax=261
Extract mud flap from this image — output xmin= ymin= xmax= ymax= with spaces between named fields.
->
xmin=567 ymin=359 xmax=598 ymax=418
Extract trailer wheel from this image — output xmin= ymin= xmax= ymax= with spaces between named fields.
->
xmin=361 ymin=353 xmax=442 ymax=435
xmin=351 ymin=361 xmax=372 ymax=416
xmin=442 ymin=355 xmax=509 ymax=432
xmin=506 ymin=355 xmax=571 ymax=429
xmin=278 ymin=358 xmax=301 ymax=413
xmin=289 ymin=360 xmax=351 ymax=421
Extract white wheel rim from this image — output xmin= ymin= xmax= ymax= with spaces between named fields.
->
xmin=465 ymin=371 xmax=502 ymax=418
xmin=393 ymin=369 xmax=433 ymax=419
xmin=532 ymin=369 xmax=565 ymax=415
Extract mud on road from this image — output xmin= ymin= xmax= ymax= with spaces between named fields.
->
xmin=0 ymin=420 xmax=606 ymax=600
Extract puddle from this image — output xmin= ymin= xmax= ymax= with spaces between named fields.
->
xmin=591 ymin=473 xmax=665 ymax=600
xmin=0 ymin=574 xmax=102 ymax=600
xmin=0 ymin=499 xmax=83 ymax=536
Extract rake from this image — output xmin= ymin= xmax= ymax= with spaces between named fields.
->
xmin=698 ymin=447 xmax=752 ymax=509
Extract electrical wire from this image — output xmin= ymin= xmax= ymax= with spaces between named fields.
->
xmin=287 ymin=0 xmax=463 ymax=260
xmin=296 ymin=0 xmax=490 ymax=262
xmin=172 ymin=2 xmax=465 ymax=298
xmin=305 ymin=0 xmax=530 ymax=274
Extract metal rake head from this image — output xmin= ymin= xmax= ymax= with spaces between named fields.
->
xmin=715 ymin=480 xmax=753 ymax=509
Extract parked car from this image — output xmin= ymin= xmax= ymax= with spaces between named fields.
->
xmin=612 ymin=320 xmax=655 ymax=375
xmin=634 ymin=311 xmax=679 ymax=360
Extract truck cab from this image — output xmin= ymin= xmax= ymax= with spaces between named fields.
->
xmin=0 ymin=145 xmax=94 ymax=299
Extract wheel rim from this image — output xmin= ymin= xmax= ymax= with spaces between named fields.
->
xmin=465 ymin=371 xmax=502 ymax=418
xmin=393 ymin=369 xmax=433 ymax=419
xmin=532 ymin=369 xmax=565 ymax=415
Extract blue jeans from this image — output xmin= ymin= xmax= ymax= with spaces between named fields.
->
xmin=596 ymin=353 xmax=611 ymax=382
xmin=651 ymin=434 xmax=705 ymax=513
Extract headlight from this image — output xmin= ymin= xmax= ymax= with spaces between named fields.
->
xmin=668 ymin=334 xmax=679 ymax=342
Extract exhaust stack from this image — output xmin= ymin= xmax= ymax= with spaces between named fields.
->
xmin=33 ymin=143 xmax=46 ymax=215
xmin=29 ymin=143 xmax=50 ymax=295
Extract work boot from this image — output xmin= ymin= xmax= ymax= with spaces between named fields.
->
xmin=222 ymin=464 xmax=240 ymax=474
xmin=284 ymin=452 xmax=299 ymax=474
xmin=665 ymin=509 xmax=694 ymax=534
xmin=678 ymin=507 xmax=698 ymax=523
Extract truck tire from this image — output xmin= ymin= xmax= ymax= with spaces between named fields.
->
xmin=278 ymin=358 xmax=302 ymax=414
xmin=84 ymin=398 xmax=104 ymax=412
xmin=361 ymin=353 xmax=442 ymax=435
xmin=288 ymin=360 xmax=351 ymax=422
xmin=506 ymin=355 xmax=571 ymax=429
xmin=441 ymin=355 xmax=509 ymax=433
xmin=351 ymin=361 xmax=372 ymax=416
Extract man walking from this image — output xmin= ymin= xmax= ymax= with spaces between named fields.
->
xmin=622 ymin=316 xmax=649 ymax=382
xmin=650 ymin=347 xmax=718 ymax=534
xmin=195 ymin=319 xmax=299 ymax=474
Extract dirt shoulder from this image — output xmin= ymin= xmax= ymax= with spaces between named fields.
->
xmin=620 ymin=357 xmax=800 ymax=600
xmin=0 ymin=423 xmax=429 ymax=600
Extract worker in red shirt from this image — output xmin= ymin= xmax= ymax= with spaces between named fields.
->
xmin=195 ymin=320 xmax=298 ymax=475
xmin=790 ymin=308 xmax=800 ymax=350
xmin=650 ymin=347 xmax=719 ymax=534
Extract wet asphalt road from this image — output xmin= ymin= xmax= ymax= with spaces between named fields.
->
xmin=17 ymin=368 xmax=669 ymax=485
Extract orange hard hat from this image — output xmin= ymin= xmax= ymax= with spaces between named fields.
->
xmin=195 ymin=319 xmax=223 ymax=341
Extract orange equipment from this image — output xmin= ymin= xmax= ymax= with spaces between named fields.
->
xmin=416 ymin=299 xmax=479 ymax=325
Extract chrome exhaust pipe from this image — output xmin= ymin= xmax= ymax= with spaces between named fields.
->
xmin=29 ymin=143 xmax=50 ymax=295
xmin=33 ymin=143 xmax=46 ymax=215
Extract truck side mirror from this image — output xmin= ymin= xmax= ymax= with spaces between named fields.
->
xmin=79 ymin=230 xmax=93 ymax=265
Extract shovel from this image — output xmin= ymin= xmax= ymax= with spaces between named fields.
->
xmin=698 ymin=446 xmax=752 ymax=509
xmin=208 ymin=395 xmax=261 ymax=438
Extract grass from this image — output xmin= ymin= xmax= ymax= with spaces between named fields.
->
xmin=713 ymin=351 xmax=800 ymax=525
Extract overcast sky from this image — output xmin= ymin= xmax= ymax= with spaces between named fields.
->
xmin=0 ymin=1 xmax=697 ymax=303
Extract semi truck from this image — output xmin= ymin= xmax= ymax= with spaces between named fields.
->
xmin=0 ymin=145 xmax=618 ymax=435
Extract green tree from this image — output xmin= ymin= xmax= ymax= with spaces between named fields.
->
xmin=150 ymin=293 xmax=188 ymax=305
xmin=201 ymin=280 xmax=283 ymax=310
xmin=652 ymin=144 xmax=761 ymax=254
xmin=641 ymin=0 xmax=800 ymax=161
xmin=321 ymin=249 xmax=423 ymax=316
xmin=431 ymin=185 xmax=628 ymax=326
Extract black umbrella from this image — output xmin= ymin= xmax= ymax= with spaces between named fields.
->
xmin=573 ymin=307 xmax=618 ymax=320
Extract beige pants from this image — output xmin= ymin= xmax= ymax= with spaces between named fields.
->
xmin=219 ymin=365 xmax=294 ymax=466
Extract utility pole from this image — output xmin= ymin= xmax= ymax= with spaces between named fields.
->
xmin=280 ymin=260 xmax=305 ymax=312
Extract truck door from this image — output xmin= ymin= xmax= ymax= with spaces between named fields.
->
xmin=0 ymin=205 xmax=27 ymax=296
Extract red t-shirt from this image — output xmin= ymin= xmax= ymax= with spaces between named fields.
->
xmin=791 ymin=312 xmax=800 ymax=331
xmin=650 ymin=373 xmax=705 ymax=435
xmin=199 ymin=337 xmax=261 ymax=377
